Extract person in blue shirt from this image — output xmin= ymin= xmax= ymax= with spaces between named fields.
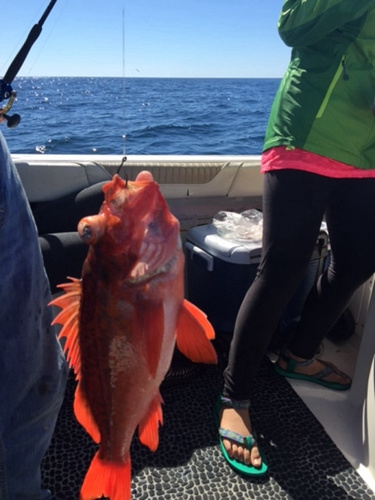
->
xmin=0 ymin=126 xmax=67 ymax=499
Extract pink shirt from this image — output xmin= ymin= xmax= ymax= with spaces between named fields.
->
xmin=261 ymin=146 xmax=375 ymax=179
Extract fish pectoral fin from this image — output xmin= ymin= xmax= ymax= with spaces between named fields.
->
xmin=49 ymin=277 xmax=82 ymax=376
xmin=175 ymin=299 xmax=217 ymax=364
xmin=74 ymin=382 xmax=101 ymax=444
xmin=138 ymin=392 xmax=163 ymax=452
xmin=80 ymin=450 xmax=131 ymax=500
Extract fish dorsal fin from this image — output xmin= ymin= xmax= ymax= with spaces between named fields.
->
xmin=175 ymin=299 xmax=217 ymax=364
xmin=50 ymin=277 xmax=82 ymax=377
xmin=138 ymin=392 xmax=164 ymax=452
xmin=50 ymin=278 xmax=101 ymax=444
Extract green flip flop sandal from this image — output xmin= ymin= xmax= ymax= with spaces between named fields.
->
xmin=274 ymin=349 xmax=352 ymax=391
xmin=216 ymin=397 xmax=268 ymax=476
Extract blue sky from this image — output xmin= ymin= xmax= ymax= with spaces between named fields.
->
xmin=1 ymin=0 xmax=291 ymax=79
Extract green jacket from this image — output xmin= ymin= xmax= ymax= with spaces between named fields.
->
xmin=263 ymin=1 xmax=375 ymax=169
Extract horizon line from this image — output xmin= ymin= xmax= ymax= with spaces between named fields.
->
xmin=16 ymin=75 xmax=283 ymax=80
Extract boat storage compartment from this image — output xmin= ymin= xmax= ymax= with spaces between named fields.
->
xmin=185 ymin=223 xmax=329 ymax=335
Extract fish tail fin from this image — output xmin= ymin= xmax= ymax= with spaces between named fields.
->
xmin=176 ymin=299 xmax=217 ymax=364
xmin=80 ymin=451 xmax=131 ymax=500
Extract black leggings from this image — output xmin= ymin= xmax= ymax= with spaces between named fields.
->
xmin=223 ymin=169 xmax=375 ymax=400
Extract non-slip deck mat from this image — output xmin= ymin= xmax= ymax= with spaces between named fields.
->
xmin=41 ymin=358 xmax=374 ymax=500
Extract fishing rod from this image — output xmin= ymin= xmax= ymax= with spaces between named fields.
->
xmin=0 ymin=0 xmax=58 ymax=128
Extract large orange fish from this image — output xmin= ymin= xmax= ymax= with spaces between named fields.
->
xmin=50 ymin=171 xmax=217 ymax=500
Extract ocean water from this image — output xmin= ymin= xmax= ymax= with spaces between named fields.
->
xmin=2 ymin=77 xmax=280 ymax=155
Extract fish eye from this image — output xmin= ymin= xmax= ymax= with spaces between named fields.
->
xmin=80 ymin=224 xmax=93 ymax=242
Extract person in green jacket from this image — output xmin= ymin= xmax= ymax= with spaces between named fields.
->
xmin=218 ymin=0 xmax=375 ymax=477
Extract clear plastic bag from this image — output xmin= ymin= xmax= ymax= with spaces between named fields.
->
xmin=213 ymin=209 xmax=263 ymax=242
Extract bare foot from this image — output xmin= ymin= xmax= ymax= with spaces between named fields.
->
xmin=220 ymin=406 xmax=262 ymax=468
xmin=278 ymin=349 xmax=351 ymax=387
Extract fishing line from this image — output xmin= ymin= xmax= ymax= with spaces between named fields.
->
xmin=26 ymin=0 xmax=71 ymax=76
xmin=0 ymin=1 xmax=48 ymax=76
xmin=121 ymin=6 xmax=127 ymax=156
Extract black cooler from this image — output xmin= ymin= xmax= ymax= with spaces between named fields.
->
xmin=185 ymin=223 xmax=329 ymax=338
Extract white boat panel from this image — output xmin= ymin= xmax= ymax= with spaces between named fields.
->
xmin=13 ymin=155 xmax=264 ymax=229
xmin=14 ymin=159 xmax=112 ymax=202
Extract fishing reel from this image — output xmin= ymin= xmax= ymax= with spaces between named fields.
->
xmin=0 ymin=80 xmax=21 ymax=128
xmin=0 ymin=0 xmax=58 ymax=129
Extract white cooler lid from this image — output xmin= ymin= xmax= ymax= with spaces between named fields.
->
xmin=186 ymin=224 xmax=262 ymax=264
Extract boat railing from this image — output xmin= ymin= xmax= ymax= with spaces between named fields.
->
xmin=13 ymin=154 xmax=264 ymax=228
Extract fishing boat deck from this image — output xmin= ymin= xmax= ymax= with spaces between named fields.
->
xmin=13 ymin=154 xmax=375 ymax=499
xmin=41 ymin=351 xmax=373 ymax=500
